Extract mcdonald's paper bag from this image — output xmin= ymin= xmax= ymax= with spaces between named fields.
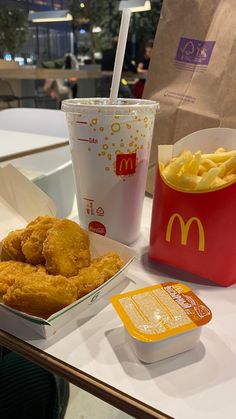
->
xmin=149 ymin=128 xmax=236 ymax=286
xmin=144 ymin=0 xmax=236 ymax=194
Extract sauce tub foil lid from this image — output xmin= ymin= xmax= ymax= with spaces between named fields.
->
xmin=110 ymin=282 xmax=212 ymax=342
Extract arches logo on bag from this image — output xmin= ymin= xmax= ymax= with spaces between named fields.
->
xmin=116 ymin=153 xmax=136 ymax=176
xmin=166 ymin=213 xmax=205 ymax=252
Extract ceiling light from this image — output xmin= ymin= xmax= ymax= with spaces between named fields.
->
xmin=28 ymin=10 xmax=73 ymax=23
xmin=92 ymin=26 xmax=102 ymax=33
xmin=119 ymin=0 xmax=151 ymax=12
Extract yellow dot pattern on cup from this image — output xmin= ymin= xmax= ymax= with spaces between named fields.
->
xmin=87 ymin=113 xmax=154 ymax=175
xmin=111 ymin=122 xmax=121 ymax=133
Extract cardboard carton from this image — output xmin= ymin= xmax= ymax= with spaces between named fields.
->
xmin=0 ymin=165 xmax=136 ymax=337
xmin=149 ymin=128 xmax=236 ymax=286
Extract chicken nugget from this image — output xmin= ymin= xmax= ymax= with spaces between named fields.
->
xmin=1 ymin=229 xmax=25 ymax=262
xmin=0 ymin=261 xmax=45 ymax=298
xmin=70 ymin=267 xmax=106 ymax=299
xmin=43 ymin=219 xmax=90 ymax=277
xmin=70 ymin=252 xmax=124 ymax=299
xmin=3 ymin=272 xmax=77 ymax=319
xmin=91 ymin=252 xmax=124 ymax=279
xmin=21 ymin=216 xmax=58 ymax=265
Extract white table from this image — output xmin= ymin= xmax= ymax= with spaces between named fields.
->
xmin=0 ymin=129 xmax=69 ymax=162
xmin=0 ymin=197 xmax=236 ymax=419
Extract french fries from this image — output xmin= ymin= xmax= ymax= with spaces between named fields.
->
xmin=160 ymin=147 xmax=236 ymax=191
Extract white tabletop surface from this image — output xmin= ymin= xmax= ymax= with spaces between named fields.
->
xmin=0 ymin=130 xmax=69 ymax=162
xmin=1 ymin=196 xmax=236 ymax=419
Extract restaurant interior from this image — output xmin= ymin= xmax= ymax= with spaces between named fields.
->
xmin=0 ymin=1 xmax=235 ymax=419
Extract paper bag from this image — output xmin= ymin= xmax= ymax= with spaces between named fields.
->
xmin=149 ymin=128 xmax=236 ymax=287
xmin=144 ymin=0 xmax=236 ymax=193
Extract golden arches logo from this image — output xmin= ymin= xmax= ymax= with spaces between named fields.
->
xmin=166 ymin=213 xmax=205 ymax=251
xmin=116 ymin=153 xmax=136 ymax=176
xmin=119 ymin=157 xmax=133 ymax=172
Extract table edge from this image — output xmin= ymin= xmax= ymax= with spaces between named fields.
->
xmin=0 ymin=140 xmax=69 ymax=163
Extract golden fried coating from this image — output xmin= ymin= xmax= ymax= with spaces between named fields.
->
xmin=70 ymin=252 xmax=124 ymax=299
xmin=43 ymin=219 xmax=90 ymax=277
xmin=21 ymin=216 xmax=58 ymax=265
xmin=0 ymin=261 xmax=45 ymax=298
xmin=91 ymin=252 xmax=124 ymax=277
xmin=3 ymin=273 xmax=77 ymax=319
xmin=1 ymin=229 xmax=25 ymax=262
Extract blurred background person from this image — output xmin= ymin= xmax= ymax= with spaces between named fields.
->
xmin=1 ymin=346 xmax=69 ymax=419
xmin=100 ymin=37 xmax=135 ymax=98
xmin=133 ymin=40 xmax=154 ymax=99
xmin=63 ymin=52 xmax=79 ymax=71
xmin=63 ymin=52 xmax=79 ymax=99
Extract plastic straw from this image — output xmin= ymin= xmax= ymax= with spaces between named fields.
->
xmin=110 ymin=8 xmax=131 ymax=103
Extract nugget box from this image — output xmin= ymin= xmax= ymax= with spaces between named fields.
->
xmin=0 ymin=165 xmax=136 ymax=338
xmin=149 ymin=128 xmax=236 ymax=286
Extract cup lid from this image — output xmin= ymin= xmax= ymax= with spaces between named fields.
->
xmin=61 ymin=97 xmax=159 ymax=114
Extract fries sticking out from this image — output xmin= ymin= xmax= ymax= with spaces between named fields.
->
xmin=160 ymin=148 xmax=236 ymax=191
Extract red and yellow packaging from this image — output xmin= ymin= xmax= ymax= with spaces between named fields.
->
xmin=149 ymin=128 xmax=236 ymax=286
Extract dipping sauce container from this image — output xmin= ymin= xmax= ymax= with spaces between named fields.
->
xmin=111 ymin=282 xmax=212 ymax=363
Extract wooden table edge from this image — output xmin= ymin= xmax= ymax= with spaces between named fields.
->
xmin=0 ymin=140 xmax=69 ymax=163
xmin=0 ymin=329 xmax=173 ymax=419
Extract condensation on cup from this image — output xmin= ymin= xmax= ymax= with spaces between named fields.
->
xmin=62 ymin=98 xmax=159 ymax=245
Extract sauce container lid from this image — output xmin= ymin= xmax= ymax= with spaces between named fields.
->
xmin=110 ymin=282 xmax=212 ymax=342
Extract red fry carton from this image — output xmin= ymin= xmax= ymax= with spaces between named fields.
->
xmin=149 ymin=128 xmax=236 ymax=287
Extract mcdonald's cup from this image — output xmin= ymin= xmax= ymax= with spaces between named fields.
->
xmin=62 ymin=98 xmax=158 ymax=244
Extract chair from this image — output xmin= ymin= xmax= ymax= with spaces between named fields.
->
xmin=0 ymin=108 xmax=76 ymax=218
xmin=0 ymin=79 xmax=20 ymax=108
xmin=0 ymin=79 xmax=37 ymax=109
